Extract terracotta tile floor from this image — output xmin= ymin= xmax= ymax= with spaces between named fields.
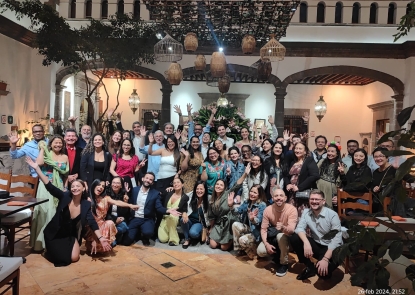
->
xmin=1 ymin=231 xmax=361 ymax=295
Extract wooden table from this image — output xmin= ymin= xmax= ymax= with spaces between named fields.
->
xmin=0 ymin=197 xmax=48 ymax=217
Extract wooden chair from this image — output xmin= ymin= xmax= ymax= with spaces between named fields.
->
xmin=0 ymin=257 xmax=23 ymax=295
xmin=337 ymin=189 xmax=373 ymax=274
xmin=0 ymin=172 xmax=11 ymax=199
xmin=1 ymin=175 xmax=39 ymax=256
xmin=383 ymin=197 xmax=391 ymax=216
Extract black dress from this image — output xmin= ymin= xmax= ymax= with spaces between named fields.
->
xmin=45 ymin=206 xmax=81 ymax=267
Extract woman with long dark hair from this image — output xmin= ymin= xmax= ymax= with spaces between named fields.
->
xmin=148 ymin=134 xmax=180 ymax=192
xmin=225 ymin=147 xmax=246 ymax=189
xmin=242 ymin=155 xmax=268 ymax=203
xmin=109 ymin=138 xmax=146 ymax=187
xmin=180 ymin=135 xmax=204 ymax=195
xmin=180 ymin=181 xmax=209 ymax=249
xmin=231 ymin=184 xmax=267 ymax=259
xmin=317 ymin=144 xmax=344 ymax=208
xmin=80 ymin=133 xmax=112 ymax=188
xmin=263 ymin=141 xmax=286 ymax=201
xmin=84 ymin=179 xmax=139 ymax=250
xmin=257 ymin=139 xmax=274 ymax=162
xmin=284 ymin=142 xmax=320 ymax=217
xmin=26 ymin=157 xmax=111 ymax=267
xmin=338 ymin=148 xmax=372 ymax=193
xmin=108 ymin=130 xmax=122 ymax=155
xmin=200 ymin=147 xmax=226 ymax=196
xmin=213 ymin=139 xmax=228 ymax=161
xmin=235 ymin=127 xmax=254 ymax=151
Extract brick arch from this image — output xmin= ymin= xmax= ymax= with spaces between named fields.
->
xmin=281 ymin=65 xmax=404 ymax=96
xmin=55 ymin=63 xmax=173 ymax=123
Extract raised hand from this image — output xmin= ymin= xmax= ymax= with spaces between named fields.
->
xmin=8 ymin=132 xmax=20 ymax=145
xmin=268 ymin=115 xmax=274 ymax=125
xmin=151 ymin=110 xmax=159 ymax=119
xmin=261 ymin=125 xmax=268 ymax=134
xmin=181 ymin=148 xmax=189 ymax=157
xmin=245 ymin=163 xmax=251 ymax=175
xmin=173 ymin=105 xmax=182 ymax=115
xmin=138 ymin=159 xmax=147 ymax=168
xmin=124 ymin=182 xmax=130 ymax=193
xmin=181 ymin=129 xmax=188 ymax=142
xmin=283 ymin=130 xmax=290 ymax=141
xmin=174 ymin=129 xmax=182 ymax=140
xmin=211 ymin=106 xmax=217 ymax=115
xmin=167 ymin=208 xmax=182 ymax=217
xmin=301 ymin=133 xmax=309 ymax=141
xmin=139 ymin=126 xmax=147 ymax=137
xmin=148 ymin=133 xmax=154 ymax=143
xmin=248 ymin=208 xmax=258 ymax=221
xmin=187 ymin=103 xmax=193 ymax=114
xmin=116 ymin=111 xmax=122 ymax=121
xmin=302 ymin=112 xmax=309 ymax=122
xmin=68 ymin=116 xmax=78 ymax=124
xmin=226 ymin=166 xmax=231 ymax=176
xmin=25 ymin=156 xmax=38 ymax=169
xmin=376 ymin=131 xmax=385 ymax=141
xmin=337 ymin=162 xmax=345 ymax=175
xmin=228 ymin=191 xmax=235 ymax=207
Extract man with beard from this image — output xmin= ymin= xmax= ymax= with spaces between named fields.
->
xmin=63 ymin=128 xmax=83 ymax=185
xmin=257 ymin=189 xmax=298 ymax=277
xmin=187 ymin=104 xmax=217 ymax=143
xmin=341 ymin=140 xmax=359 ymax=168
xmin=123 ymin=172 xmax=181 ymax=246
xmin=68 ymin=116 xmax=91 ymax=149
xmin=9 ymin=124 xmax=47 ymax=177
xmin=290 ymin=189 xmax=342 ymax=280
xmin=312 ymin=135 xmax=327 ymax=164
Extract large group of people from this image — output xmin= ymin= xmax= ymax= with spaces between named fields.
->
xmin=7 ymin=105 xmax=414 ymax=281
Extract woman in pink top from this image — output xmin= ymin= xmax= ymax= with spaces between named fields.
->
xmin=109 ymin=139 xmax=146 ymax=187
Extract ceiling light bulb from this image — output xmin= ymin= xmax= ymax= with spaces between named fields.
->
xmin=168 ymin=47 xmax=172 ymax=50
xmin=219 ymin=47 xmax=223 ymax=52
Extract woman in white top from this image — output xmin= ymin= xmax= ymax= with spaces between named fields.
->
xmin=148 ymin=134 xmax=180 ymax=192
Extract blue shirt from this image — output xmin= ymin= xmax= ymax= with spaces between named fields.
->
xmin=76 ymin=137 xmax=87 ymax=149
xmin=10 ymin=138 xmax=49 ymax=177
xmin=341 ymin=154 xmax=353 ymax=169
xmin=139 ymin=144 xmax=164 ymax=181
xmin=224 ymin=160 xmax=245 ymax=188
xmin=188 ymin=121 xmax=211 ymax=143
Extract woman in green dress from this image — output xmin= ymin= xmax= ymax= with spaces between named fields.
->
xmin=208 ymin=164 xmax=250 ymax=251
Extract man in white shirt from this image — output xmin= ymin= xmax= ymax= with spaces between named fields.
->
xmin=123 ymin=172 xmax=180 ymax=246
xmin=201 ymin=132 xmax=211 ymax=159
xmin=217 ymin=125 xmax=234 ymax=147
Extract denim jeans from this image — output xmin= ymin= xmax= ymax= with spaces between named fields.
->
xmin=180 ymin=218 xmax=203 ymax=240
xmin=115 ymin=221 xmax=129 ymax=243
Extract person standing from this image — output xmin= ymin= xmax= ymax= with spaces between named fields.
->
xmin=312 ymin=135 xmax=327 ymax=164
xmin=63 ymin=128 xmax=83 ymax=185
xmin=289 ymin=190 xmax=343 ymax=280
xmin=216 ymin=125 xmax=234 ymax=147
xmin=341 ymin=140 xmax=359 ymax=168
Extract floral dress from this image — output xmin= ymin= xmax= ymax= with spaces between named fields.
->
xmin=30 ymin=162 xmax=67 ymax=251
xmin=180 ymin=153 xmax=203 ymax=194
xmin=199 ymin=160 xmax=226 ymax=195
xmin=85 ymin=197 xmax=117 ymax=252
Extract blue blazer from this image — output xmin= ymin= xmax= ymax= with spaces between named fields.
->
xmin=129 ymin=186 xmax=167 ymax=220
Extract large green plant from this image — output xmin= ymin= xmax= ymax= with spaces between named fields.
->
xmin=328 ymin=106 xmax=415 ymax=291
xmin=394 ymin=1 xmax=415 ymax=42
xmin=0 ymin=0 xmax=158 ymax=132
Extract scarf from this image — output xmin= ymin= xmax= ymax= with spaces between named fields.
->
xmin=39 ymin=141 xmax=69 ymax=207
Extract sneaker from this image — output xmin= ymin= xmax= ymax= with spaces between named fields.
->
xmin=275 ymin=264 xmax=288 ymax=277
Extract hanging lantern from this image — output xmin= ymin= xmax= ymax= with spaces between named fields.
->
xmin=128 ymin=89 xmax=140 ymax=114
xmin=194 ymin=54 xmax=206 ymax=71
xmin=241 ymin=34 xmax=256 ymax=55
xmin=165 ymin=62 xmax=183 ymax=85
xmin=217 ymin=94 xmax=228 ymax=107
xmin=184 ymin=32 xmax=198 ymax=52
xmin=257 ymin=58 xmax=272 ymax=81
xmin=154 ymin=33 xmax=183 ymax=62
xmin=260 ymin=34 xmax=286 ymax=62
xmin=210 ymin=52 xmax=227 ymax=78
xmin=314 ymin=95 xmax=327 ymax=122
xmin=218 ymin=75 xmax=230 ymax=94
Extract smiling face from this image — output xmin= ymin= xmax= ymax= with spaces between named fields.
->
xmin=32 ymin=125 xmax=45 ymax=141
xmin=93 ymin=135 xmax=104 ymax=149
xmin=217 ymin=126 xmax=226 ymax=137
xmin=50 ymin=137 xmax=64 ymax=153
xmin=81 ymin=125 xmax=92 ymax=140
xmin=347 ymin=141 xmax=358 ymax=155
xmin=229 ymin=149 xmax=240 ymax=162
xmin=294 ymin=143 xmax=307 ymax=160
xmin=94 ymin=181 xmax=106 ymax=196
xmin=241 ymin=147 xmax=252 ymax=159
xmin=379 ymin=140 xmax=394 ymax=151
xmin=214 ymin=180 xmax=225 ymax=194
xmin=327 ymin=146 xmax=338 ymax=161
xmin=122 ymin=140 xmax=132 ymax=154
xmin=214 ymin=140 xmax=224 ymax=151
xmin=315 ymin=137 xmax=327 ymax=150
xmin=251 ymin=155 xmax=262 ymax=169
xmin=202 ymin=133 xmax=211 ymax=144
xmin=133 ymin=123 xmax=141 ymax=136
xmin=190 ymin=137 xmax=200 ymax=150
xmin=111 ymin=178 xmax=122 ymax=193
xmin=194 ymin=124 xmax=203 ymax=137
xmin=172 ymin=178 xmax=183 ymax=190
xmin=64 ymin=131 xmax=77 ymax=147
xmin=122 ymin=131 xmax=130 ymax=140
xmin=273 ymin=143 xmax=283 ymax=156
xmin=241 ymin=128 xmax=249 ymax=140
xmin=166 ymin=138 xmax=176 ymax=150
xmin=249 ymin=186 xmax=260 ymax=202
xmin=70 ymin=180 xmax=86 ymax=196
xmin=262 ymin=140 xmax=272 ymax=152
xmin=112 ymin=132 xmax=122 ymax=144
xmin=373 ymin=150 xmax=388 ymax=166
xmin=195 ymin=184 xmax=205 ymax=198
xmin=154 ymin=131 xmax=164 ymax=144
xmin=353 ymin=151 xmax=366 ymax=166
xmin=309 ymin=193 xmax=325 ymax=211
xmin=142 ymin=173 xmax=155 ymax=188
xmin=208 ymin=148 xmax=219 ymax=163
xmin=164 ymin=124 xmax=174 ymax=135
xmin=272 ymin=189 xmax=287 ymax=207
xmin=292 ymin=137 xmax=301 ymax=145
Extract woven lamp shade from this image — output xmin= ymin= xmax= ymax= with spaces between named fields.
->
xmin=241 ymin=34 xmax=256 ymax=54
xmin=184 ymin=32 xmax=198 ymax=52
xmin=257 ymin=58 xmax=272 ymax=81
xmin=218 ymin=75 xmax=230 ymax=94
xmin=165 ymin=62 xmax=183 ymax=85
xmin=154 ymin=33 xmax=183 ymax=62
xmin=260 ymin=34 xmax=286 ymax=62
xmin=194 ymin=54 xmax=206 ymax=71
xmin=210 ymin=52 xmax=227 ymax=78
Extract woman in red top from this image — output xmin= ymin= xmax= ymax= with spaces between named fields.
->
xmin=109 ymin=139 xmax=146 ymax=187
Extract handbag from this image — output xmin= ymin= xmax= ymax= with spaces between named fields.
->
xmin=267 ymin=226 xmax=281 ymax=245
xmin=295 ymin=189 xmax=311 ymax=199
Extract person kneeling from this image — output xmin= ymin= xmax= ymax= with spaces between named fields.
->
xmin=257 ymin=189 xmax=298 ymax=277
xmin=290 ymin=189 xmax=343 ymax=280
xmin=158 ymin=178 xmax=189 ymax=246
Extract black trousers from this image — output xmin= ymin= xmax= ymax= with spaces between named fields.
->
xmin=290 ymin=233 xmax=338 ymax=278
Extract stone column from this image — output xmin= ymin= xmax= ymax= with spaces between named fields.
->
xmin=54 ymin=85 xmax=66 ymax=121
xmin=274 ymin=88 xmax=287 ymax=135
xmin=392 ymin=94 xmax=405 ymax=130
xmin=160 ymin=86 xmax=172 ymax=125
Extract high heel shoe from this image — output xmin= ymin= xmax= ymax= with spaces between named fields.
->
xmin=182 ymin=240 xmax=190 ymax=249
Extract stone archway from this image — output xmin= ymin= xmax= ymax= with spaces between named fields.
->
xmin=54 ymin=63 xmax=172 ymax=125
xmin=275 ymin=66 xmax=405 ymax=132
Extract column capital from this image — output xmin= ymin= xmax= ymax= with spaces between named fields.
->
xmin=160 ymin=86 xmax=173 ymax=95
xmin=55 ymin=84 xmax=67 ymax=92
xmin=391 ymin=94 xmax=404 ymax=101
xmin=274 ymin=88 xmax=287 ymax=98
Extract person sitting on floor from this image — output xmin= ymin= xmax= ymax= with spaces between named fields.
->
xmin=123 ymin=172 xmax=181 ymax=246
xmin=289 ymin=189 xmax=343 ymax=281
xmin=257 ymin=188 xmax=298 ymax=277
xmin=158 ymin=178 xmax=189 ymax=246
xmin=25 ymin=157 xmax=111 ymax=267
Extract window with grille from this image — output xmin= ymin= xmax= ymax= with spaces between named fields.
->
xmin=284 ymin=116 xmax=308 ymax=135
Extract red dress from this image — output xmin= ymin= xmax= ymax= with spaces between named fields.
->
xmin=113 ymin=154 xmax=139 ymax=178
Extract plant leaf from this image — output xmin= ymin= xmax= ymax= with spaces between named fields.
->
xmin=376 ymin=267 xmax=390 ymax=289
xmin=395 ymin=156 xmax=415 ymax=181
xmin=389 ymin=240 xmax=403 ymax=261
xmin=377 ymin=244 xmax=389 ymax=258
xmin=397 ymin=106 xmax=415 ymax=127
xmin=377 ymin=129 xmax=405 ymax=145
xmin=383 ymin=150 xmax=415 ymax=157
xmin=322 ymin=229 xmax=339 ymax=240
xmin=379 ymin=259 xmax=390 ymax=267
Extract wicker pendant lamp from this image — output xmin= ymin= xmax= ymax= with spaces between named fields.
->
xmin=260 ymin=34 xmax=286 ymax=62
xmin=154 ymin=33 xmax=183 ymax=62
xmin=218 ymin=75 xmax=230 ymax=94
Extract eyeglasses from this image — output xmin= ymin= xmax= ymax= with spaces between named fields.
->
xmin=309 ymin=198 xmax=324 ymax=202
xmin=33 ymin=130 xmax=44 ymax=133
xmin=380 ymin=145 xmax=392 ymax=149
xmin=242 ymin=150 xmax=250 ymax=154
xmin=374 ymin=155 xmax=386 ymax=159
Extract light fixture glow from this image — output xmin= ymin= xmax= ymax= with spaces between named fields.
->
xmin=314 ymin=95 xmax=327 ymax=122
xmin=128 ymin=89 xmax=141 ymax=114
xmin=219 ymin=47 xmax=223 ymax=52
